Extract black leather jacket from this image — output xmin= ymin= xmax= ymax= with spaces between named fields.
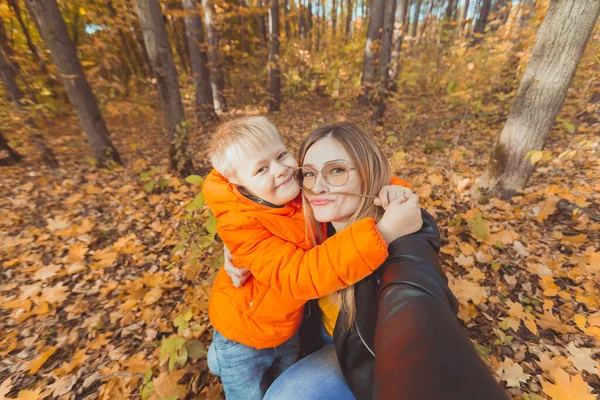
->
xmin=300 ymin=211 xmax=508 ymax=400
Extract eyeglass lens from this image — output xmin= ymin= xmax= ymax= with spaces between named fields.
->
xmin=297 ymin=162 xmax=350 ymax=190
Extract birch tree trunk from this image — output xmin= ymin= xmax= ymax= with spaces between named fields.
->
xmin=182 ymin=0 xmax=217 ymax=121
xmin=476 ymin=0 xmax=600 ymax=199
xmin=25 ymin=0 xmax=120 ymax=167
xmin=267 ymin=0 xmax=281 ymax=112
xmin=411 ymin=0 xmax=422 ymax=39
xmin=358 ymin=0 xmax=386 ymax=105
xmin=134 ymin=0 xmax=194 ymax=176
xmin=372 ymin=0 xmax=397 ymax=123
xmin=388 ymin=0 xmax=409 ymax=92
xmin=201 ymin=0 xmax=228 ymax=111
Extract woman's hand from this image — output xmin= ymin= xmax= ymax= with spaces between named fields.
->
xmin=375 ymin=194 xmax=423 ymax=244
xmin=374 ymin=185 xmax=412 ymax=209
xmin=223 ymin=245 xmax=251 ymax=288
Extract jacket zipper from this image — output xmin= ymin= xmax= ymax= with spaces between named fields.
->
xmin=356 ymin=322 xmax=375 ymax=357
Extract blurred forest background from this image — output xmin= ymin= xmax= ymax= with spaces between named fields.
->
xmin=0 ymin=0 xmax=599 ymax=399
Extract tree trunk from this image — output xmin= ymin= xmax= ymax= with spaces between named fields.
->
xmin=332 ymin=0 xmax=337 ymax=33
xmin=473 ymin=0 xmax=492 ymax=36
xmin=372 ymin=0 xmax=397 ymax=123
xmin=284 ymin=0 xmax=291 ymax=38
xmin=388 ymin=0 xmax=409 ymax=92
xmin=316 ymin=0 xmax=321 ymax=49
xmin=0 ymin=129 xmax=23 ymax=166
xmin=182 ymin=0 xmax=217 ymax=122
xmin=298 ymin=2 xmax=304 ymax=38
xmin=345 ymin=0 xmax=353 ymax=36
xmin=267 ymin=0 xmax=281 ymax=112
xmin=411 ymin=0 xmax=422 ymax=38
xmin=202 ymin=0 xmax=228 ymax=111
xmin=457 ymin=0 xmax=470 ymax=36
xmin=490 ymin=0 xmax=510 ymax=31
xmin=307 ymin=0 xmax=312 ymax=38
xmin=419 ymin=0 xmax=434 ymax=43
xmin=168 ymin=5 xmax=190 ymax=73
xmin=25 ymin=0 xmax=120 ymax=167
xmin=358 ymin=0 xmax=386 ymax=105
xmin=256 ymin=0 xmax=267 ymax=45
xmin=134 ymin=0 xmax=194 ymax=176
xmin=0 ymin=42 xmax=58 ymax=168
xmin=476 ymin=0 xmax=600 ymax=199
xmin=7 ymin=0 xmax=47 ymax=73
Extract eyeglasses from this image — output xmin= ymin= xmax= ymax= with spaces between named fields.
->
xmin=295 ymin=161 xmax=356 ymax=190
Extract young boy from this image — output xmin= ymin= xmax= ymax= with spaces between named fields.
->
xmin=203 ymin=116 xmax=412 ymax=399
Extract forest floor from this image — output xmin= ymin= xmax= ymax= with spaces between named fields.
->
xmin=1 ymin=91 xmax=599 ymax=399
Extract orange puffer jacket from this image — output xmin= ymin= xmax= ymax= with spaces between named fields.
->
xmin=203 ymin=170 xmax=401 ymax=349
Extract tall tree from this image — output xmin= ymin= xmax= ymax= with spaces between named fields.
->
xmin=256 ymin=0 xmax=267 ymax=45
xmin=473 ymin=0 xmax=492 ymax=37
xmin=0 ymin=42 xmax=57 ymax=168
xmin=7 ymin=0 xmax=46 ymax=73
xmin=24 ymin=0 xmax=121 ymax=167
xmin=284 ymin=0 xmax=291 ymax=38
xmin=476 ymin=0 xmax=599 ymax=199
xmin=411 ymin=0 xmax=422 ymax=38
xmin=457 ymin=0 xmax=470 ymax=36
xmin=182 ymin=0 xmax=217 ymax=122
xmin=134 ymin=0 xmax=194 ymax=176
xmin=202 ymin=0 xmax=228 ymax=111
xmin=389 ymin=0 xmax=409 ymax=91
xmin=267 ymin=0 xmax=281 ymax=112
xmin=332 ymin=0 xmax=337 ymax=33
xmin=0 ymin=129 xmax=23 ymax=166
xmin=345 ymin=0 xmax=353 ymax=36
xmin=372 ymin=0 xmax=397 ymax=122
xmin=358 ymin=0 xmax=386 ymax=105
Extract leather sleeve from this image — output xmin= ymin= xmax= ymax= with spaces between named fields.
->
xmin=372 ymin=211 xmax=508 ymax=400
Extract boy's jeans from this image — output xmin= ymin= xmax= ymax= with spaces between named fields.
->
xmin=207 ymin=330 xmax=300 ymax=400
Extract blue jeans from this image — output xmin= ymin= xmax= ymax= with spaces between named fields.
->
xmin=207 ymin=330 xmax=300 ymax=400
xmin=264 ymin=343 xmax=356 ymax=400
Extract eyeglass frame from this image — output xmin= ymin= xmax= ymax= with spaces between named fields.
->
xmin=293 ymin=160 xmax=358 ymax=190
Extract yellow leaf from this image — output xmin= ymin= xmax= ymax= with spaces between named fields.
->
xmin=416 ymin=183 xmax=432 ymax=198
xmin=150 ymin=371 xmax=187 ymax=400
xmin=24 ymin=346 xmax=58 ymax=375
xmin=65 ymin=193 xmax=83 ymax=205
xmin=16 ymin=388 xmax=44 ymax=400
xmin=455 ymin=254 xmax=474 ymax=268
xmin=542 ymin=369 xmax=596 ymax=400
xmin=529 ymin=150 xmax=543 ymax=164
xmin=79 ymin=7 xmax=86 ymax=15
xmin=524 ymin=319 xmax=538 ymax=335
xmin=574 ymin=314 xmax=587 ymax=331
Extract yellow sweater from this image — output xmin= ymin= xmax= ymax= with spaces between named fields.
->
xmin=318 ymin=294 xmax=341 ymax=337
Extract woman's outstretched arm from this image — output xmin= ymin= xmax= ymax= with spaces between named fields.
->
xmin=373 ymin=211 xmax=508 ymax=400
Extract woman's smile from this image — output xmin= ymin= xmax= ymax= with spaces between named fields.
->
xmin=309 ymin=197 xmax=335 ymax=207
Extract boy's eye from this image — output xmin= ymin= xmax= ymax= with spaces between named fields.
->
xmin=256 ymin=166 xmax=268 ymax=174
xmin=278 ymin=152 xmax=288 ymax=160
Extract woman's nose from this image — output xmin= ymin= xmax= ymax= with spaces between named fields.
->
xmin=311 ymin=172 xmax=329 ymax=193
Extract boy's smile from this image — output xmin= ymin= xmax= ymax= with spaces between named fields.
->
xmin=229 ymin=139 xmax=300 ymax=206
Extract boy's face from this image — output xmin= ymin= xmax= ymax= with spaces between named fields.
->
xmin=229 ymin=138 xmax=300 ymax=205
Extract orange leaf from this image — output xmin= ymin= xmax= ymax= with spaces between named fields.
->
xmin=542 ymin=369 xmax=596 ymax=400
xmin=24 ymin=346 xmax=58 ymax=375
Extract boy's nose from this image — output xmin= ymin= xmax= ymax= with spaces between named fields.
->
xmin=274 ymin=162 xmax=287 ymax=177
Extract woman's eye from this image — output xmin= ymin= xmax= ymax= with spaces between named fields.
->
xmin=330 ymin=167 xmax=345 ymax=175
xmin=278 ymin=152 xmax=288 ymax=160
xmin=303 ymin=171 xmax=315 ymax=178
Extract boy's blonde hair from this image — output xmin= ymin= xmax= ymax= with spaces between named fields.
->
xmin=209 ymin=116 xmax=283 ymax=179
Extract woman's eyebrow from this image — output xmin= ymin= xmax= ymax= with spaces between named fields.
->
xmin=302 ymin=159 xmax=346 ymax=168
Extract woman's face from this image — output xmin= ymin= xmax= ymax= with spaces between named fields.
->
xmin=302 ymin=137 xmax=362 ymax=226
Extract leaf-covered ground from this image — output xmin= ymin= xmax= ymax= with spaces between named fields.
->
xmin=1 ymin=88 xmax=599 ymax=400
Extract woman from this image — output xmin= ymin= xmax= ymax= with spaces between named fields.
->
xmin=261 ymin=122 xmax=508 ymax=400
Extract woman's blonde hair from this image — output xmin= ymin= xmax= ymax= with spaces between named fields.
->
xmin=297 ymin=122 xmax=391 ymax=330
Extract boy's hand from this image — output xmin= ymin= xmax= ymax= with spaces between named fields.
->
xmin=376 ymin=194 xmax=423 ymax=244
xmin=374 ymin=185 xmax=412 ymax=209
xmin=223 ymin=245 xmax=251 ymax=288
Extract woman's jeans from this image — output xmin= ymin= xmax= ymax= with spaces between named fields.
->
xmin=207 ymin=330 xmax=300 ymax=400
xmin=264 ymin=330 xmax=356 ymax=400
